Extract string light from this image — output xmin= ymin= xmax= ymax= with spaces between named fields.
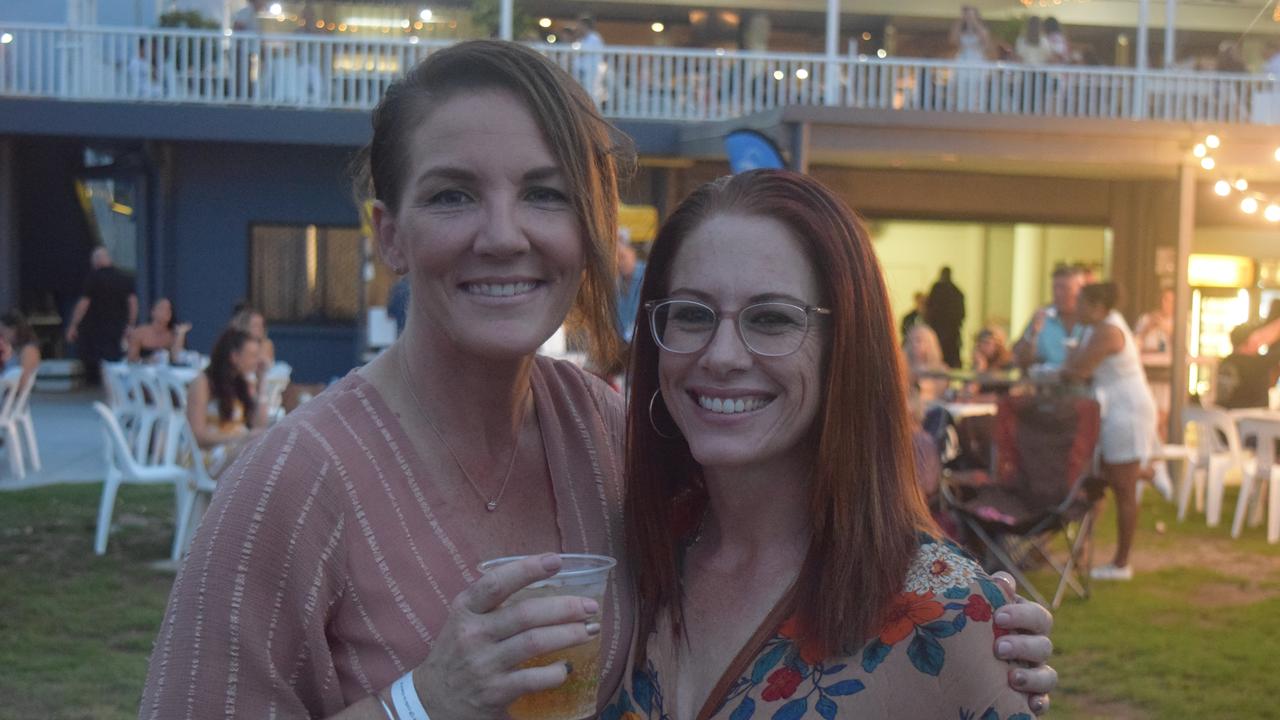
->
xmin=1201 ymin=157 xmax=1216 ymax=170
xmin=1242 ymin=197 xmax=1259 ymax=214
xmin=1204 ymin=134 xmax=1280 ymax=221
xmin=1215 ymin=180 xmax=1232 ymax=196
xmin=1205 ymin=134 xmax=1221 ymax=149
xmin=1267 ymin=204 xmax=1280 ymax=222
xmin=1193 ymin=143 xmax=1207 ymax=158
xmin=1235 ymin=178 xmax=1249 ymax=191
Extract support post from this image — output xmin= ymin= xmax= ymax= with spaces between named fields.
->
xmin=1164 ymin=0 xmax=1176 ymax=69
xmin=1170 ymin=161 xmax=1195 ymax=443
xmin=824 ymin=0 xmax=840 ymax=106
xmin=790 ymin=122 xmax=810 ymax=174
xmin=500 ymin=0 xmax=513 ymax=41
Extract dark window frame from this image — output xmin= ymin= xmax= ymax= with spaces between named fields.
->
xmin=247 ymin=222 xmax=364 ymax=327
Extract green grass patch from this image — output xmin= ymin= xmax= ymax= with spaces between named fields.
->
xmin=0 ymin=483 xmax=178 ymax=720
xmin=1 ymin=483 xmax=1278 ymax=718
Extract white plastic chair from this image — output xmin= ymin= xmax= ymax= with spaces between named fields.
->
xmin=91 ymin=402 xmax=188 ymax=556
xmin=127 ymin=365 xmax=165 ymax=463
xmin=1180 ymin=406 xmax=1247 ymax=527
xmin=102 ymin=361 xmax=141 ymax=447
xmin=8 ymin=366 xmax=40 ymax=473
xmin=1229 ymin=414 xmax=1280 ymax=545
xmin=1 ymin=370 xmax=27 ymax=479
xmin=169 ymin=418 xmax=219 ymax=562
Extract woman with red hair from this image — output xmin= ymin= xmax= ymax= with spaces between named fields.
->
xmin=609 ymin=170 xmax=1039 ymax=719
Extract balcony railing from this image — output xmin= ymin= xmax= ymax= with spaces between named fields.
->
xmin=1 ymin=23 xmax=1278 ymax=125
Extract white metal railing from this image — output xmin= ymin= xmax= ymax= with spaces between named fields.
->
xmin=1 ymin=23 xmax=1278 ymax=125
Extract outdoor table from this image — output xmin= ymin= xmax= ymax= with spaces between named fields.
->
xmin=1227 ymin=408 xmax=1280 ymax=543
xmin=939 ymin=401 xmax=998 ymax=420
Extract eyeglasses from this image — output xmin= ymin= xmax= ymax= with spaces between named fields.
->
xmin=644 ymin=298 xmax=831 ymax=357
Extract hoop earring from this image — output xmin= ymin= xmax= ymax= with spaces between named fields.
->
xmin=648 ymin=389 xmax=680 ymax=440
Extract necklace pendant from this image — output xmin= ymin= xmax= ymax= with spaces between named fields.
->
xmin=486 ymin=500 xmax=498 ymax=512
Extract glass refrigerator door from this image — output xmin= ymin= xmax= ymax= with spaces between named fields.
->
xmin=1189 ymin=288 xmax=1251 ymax=398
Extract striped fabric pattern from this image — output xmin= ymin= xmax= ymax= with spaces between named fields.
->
xmin=139 ymin=356 xmax=632 ymax=718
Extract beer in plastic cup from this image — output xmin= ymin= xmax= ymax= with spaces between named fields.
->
xmin=477 ymin=553 xmax=617 ymax=720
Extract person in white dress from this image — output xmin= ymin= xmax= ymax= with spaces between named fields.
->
xmin=1064 ymin=283 xmax=1158 ymax=581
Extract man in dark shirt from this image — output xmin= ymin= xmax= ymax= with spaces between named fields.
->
xmin=1216 ymin=323 xmax=1280 ymax=409
xmin=66 ymin=247 xmax=137 ymax=385
xmin=925 ymin=266 xmax=966 ymax=368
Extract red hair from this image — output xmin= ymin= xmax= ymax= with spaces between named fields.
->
xmin=624 ymin=170 xmax=936 ymax=659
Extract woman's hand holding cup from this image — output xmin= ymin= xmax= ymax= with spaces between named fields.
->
xmin=412 ymin=553 xmax=603 ymax=720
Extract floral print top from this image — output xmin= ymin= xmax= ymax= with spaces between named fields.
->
xmin=603 ymin=536 xmax=1033 ymax=720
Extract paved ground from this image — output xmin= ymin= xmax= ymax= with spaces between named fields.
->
xmin=0 ymin=388 xmax=107 ymax=491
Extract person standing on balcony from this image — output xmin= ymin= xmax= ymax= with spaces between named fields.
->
xmin=1043 ymin=17 xmax=1073 ymax=64
xmin=925 ymin=266 xmax=966 ymax=369
xmin=575 ymin=15 xmax=606 ymax=105
xmin=1015 ymin=17 xmax=1052 ymax=66
xmin=65 ymin=246 xmax=136 ymax=386
xmin=950 ymin=6 xmax=992 ymax=62
xmin=231 ymin=0 xmax=268 ymax=99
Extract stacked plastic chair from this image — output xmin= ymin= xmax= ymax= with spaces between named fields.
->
xmin=1 ymin=366 xmax=40 ymax=479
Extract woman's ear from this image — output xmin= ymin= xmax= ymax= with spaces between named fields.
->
xmin=373 ymin=200 xmax=407 ymax=275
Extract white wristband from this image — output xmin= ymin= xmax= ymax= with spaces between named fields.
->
xmin=391 ymin=671 xmax=431 ymax=720
xmin=378 ymin=696 xmax=396 ymax=720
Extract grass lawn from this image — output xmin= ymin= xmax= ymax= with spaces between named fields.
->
xmin=1 ymin=481 xmax=1278 ymax=719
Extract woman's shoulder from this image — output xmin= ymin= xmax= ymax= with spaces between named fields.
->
xmin=533 ymin=355 xmax=624 ymax=415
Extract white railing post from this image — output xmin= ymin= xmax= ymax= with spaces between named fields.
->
xmin=824 ymin=0 xmax=839 ymax=106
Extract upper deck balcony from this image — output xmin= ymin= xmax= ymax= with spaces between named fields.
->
xmin=2 ymin=23 xmax=1278 ymax=131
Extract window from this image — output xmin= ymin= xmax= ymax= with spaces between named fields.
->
xmin=250 ymin=223 xmax=362 ymax=324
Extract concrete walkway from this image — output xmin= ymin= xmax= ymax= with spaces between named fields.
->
xmin=0 ymin=388 xmax=107 ymax=491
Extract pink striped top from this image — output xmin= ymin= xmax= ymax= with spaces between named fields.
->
xmin=139 ymin=356 xmax=632 ymax=718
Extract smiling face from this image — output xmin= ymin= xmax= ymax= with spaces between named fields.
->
xmin=231 ymin=338 xmax=261 ymax=377
xmin=658 ymin=213 xmax=827 ymax=473
xmin=376 ymin=90 xmax=585 ymax=360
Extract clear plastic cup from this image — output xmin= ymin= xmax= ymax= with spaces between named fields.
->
xmin=477 ymin=553 xmax=616 ymax=720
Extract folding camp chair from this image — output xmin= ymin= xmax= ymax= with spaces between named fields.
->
xmin=941 ymin=391 xmax=1103 ymax=609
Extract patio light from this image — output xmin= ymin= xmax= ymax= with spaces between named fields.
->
xmin=420 ymin=9 xmax=432 ymax=22
xmin=1215 ymin=180 xmax=1231 ymax=196
xmin=0 ymin=33 xmax=13 ymax=45
xmin=1275 ymin=147 xmax=1280 ymax=162
xmin=795 ymin=68 xmax=809 ymax=80
xmin=268 ymin=2 xmax=282 ymax=16
xmin=1267 ymin=204 xmax=1280 ymax=223
xmin=1235 ymin=178 xmax=1249 ymax=192
xmin=1193 ymin=143 xmax=1207 ymax=158
xmin=539 ymin=18 xmax=552 ymax=28
xmin=1200 ymin=157 xmax=1216 ymax=170
xmin=651 ymin=22 xmax=665 ymax=32
xmin=1205 ymin=134 xmax=1221 ymax=149
xmin=1241 ymin=197 xmax=1259 ymax=214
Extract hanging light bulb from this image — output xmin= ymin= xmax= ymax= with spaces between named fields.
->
xmin=1234 ymin=178 xmax=1249 ymax=192
xmin=1242 ymin=196 xmax=1259 ymax=214
xmin=1275 ymin=147 xmax=1280 ymax=162
xmin=1215 ymin=180 xmax=1232 ymax=196
xmin=1201 ymin=157 xmax=1216 ymax=170
xmin=1205 ymin=134 xmax=1221 ymax=149
xmin=1193 ymin=143 xmax=1207 ymax=158
xmin=1266 ymin=204 xmax=1280 ymax=222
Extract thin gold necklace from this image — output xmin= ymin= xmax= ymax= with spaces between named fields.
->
xmin=397 ymin=348 xmax=529 ymax=512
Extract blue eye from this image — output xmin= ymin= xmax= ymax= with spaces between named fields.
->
xmin=426 ymin=189 xmax=472 ymax=206
xmin=526 ymin=186 xmax=569 ymax=204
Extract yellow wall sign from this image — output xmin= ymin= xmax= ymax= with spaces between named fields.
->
xmin=1188 ymin=254 xmax=1254 ymax=288
xmin=619 ymin=203 xmax=659 ymax=244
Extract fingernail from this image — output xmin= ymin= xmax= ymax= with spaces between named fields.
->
xmin=995 ymin=610 xmax=1011 ymax=624
xmin=1014 ymin=671 xmax=1027 ymax=687
xmin=540 ymin=554 xmax=562 ymax=572
xmin=583 ymin=598 xmax=600 ymax=614
xmin=1030 ymin=697 xmax=1044 ymax=713
xmin=997 ymin=640 xmax=1012 ymax=657
xmin=564 ymin=660 xmax=574 ymax=675
xmin=585 ymin=622 xmax=601 ymax=636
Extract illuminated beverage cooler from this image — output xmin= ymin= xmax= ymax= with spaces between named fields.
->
xmin=1187 ymin=254 xmax=1254 ymax=398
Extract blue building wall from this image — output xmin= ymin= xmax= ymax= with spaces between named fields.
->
xmin=167 ymin=141 xmax=363 ymax=383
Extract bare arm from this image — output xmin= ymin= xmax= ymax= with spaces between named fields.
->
xmin=127 ymin=293 xmax=139 ymax=327
xmin=1244 ymin=317 xmax=1280 ymax=354
xmin=19 ymin=345 xmax=40 ymax=389
xmin=66 ymin=297 xmax=90 ymax=342
xmin=1063 ymin=323 xmax=1123 ymax=381
xmin=170 ymin=323 xmax=192 ymax=363
xmin=1012 ymin=311 xmax=1046 ymax=368
xmin=126 ymin=327 xmax=143 ymax=362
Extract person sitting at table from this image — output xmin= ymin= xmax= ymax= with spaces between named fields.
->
xmin=127 ymin=298 xmax=191 ymax=363
xmin=1013 ymin=264 xmax=1085 ymax=371
xmin=1063 ymin=283 xmax=1158 ymax=581
xmin=972 ymin=326 xmax=1014 ymax=373
xmin=229 ymin=303 xmax=275 ymax=372
xmin=0 ymin=309 xmax=41 ymax=390
xmin=185 ymin=327 xmax=269 ymax=470
xmin=904 ymin=324 xmax=949 ymax=410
